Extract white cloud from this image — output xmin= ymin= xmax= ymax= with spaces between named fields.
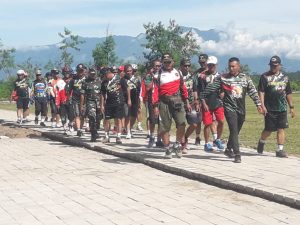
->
xmin=193 ymin=23 xmax=300 ymax=60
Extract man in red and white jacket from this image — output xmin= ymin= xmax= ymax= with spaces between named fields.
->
xmin=153 ymin=53 xmax=191 ymax=159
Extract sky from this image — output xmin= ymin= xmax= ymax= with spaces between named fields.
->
xmin=0 ymin=0 xmax=299 ymax=59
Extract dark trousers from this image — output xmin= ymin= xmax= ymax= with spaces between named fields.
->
xmin=225 ymin=110 xmax=245 ymax=156
xmin=35 ymin=97 xmax=47 ymax=117
xmin=60 ymin=103 xmax=74 ymax=125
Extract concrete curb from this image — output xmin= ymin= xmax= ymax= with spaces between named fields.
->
xmin=40 ymin=131 xmax=300 ymax=210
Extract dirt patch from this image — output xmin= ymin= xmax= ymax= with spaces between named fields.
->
xmin=0 ymin=124 xmax=41 ymax=139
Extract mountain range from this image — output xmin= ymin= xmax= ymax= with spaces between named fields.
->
xmin=6 ymin=27 xmax=300 ymax=79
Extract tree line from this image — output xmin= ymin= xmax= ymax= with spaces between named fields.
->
xmin=1 ymin=20 xmax=300 ymax=100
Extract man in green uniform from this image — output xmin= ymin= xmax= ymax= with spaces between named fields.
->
xmin=80 ymin=68 xmax=102 ymax=142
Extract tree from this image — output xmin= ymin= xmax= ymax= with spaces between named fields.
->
xmin=92 ymin=35 xmax=118 ymax=67
xmin=44 ymin=59 xmax=60 ymax=71
xmin=0 ymin=39 xmax=16 ymax=79
xmin=17 ymin=57 xmax=40 ymax=81
xmin=142 ymin=20 xmax=201 ymax=66
xmin=58 ymin=27 xmax=85 ymax=67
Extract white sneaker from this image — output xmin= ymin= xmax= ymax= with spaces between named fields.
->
xmin=69 ymin=125 xmax=74 ymax=132
xmin=137 ymin=124 xmax=143 ymax=131
xmin=56 ymin=123 xmax=62 ymax=128
xmin=126 ymin=133 xmax=132 ymax=139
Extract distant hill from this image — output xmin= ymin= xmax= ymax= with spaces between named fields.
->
xmin=2 ymin=26 xmax=300 ymax=79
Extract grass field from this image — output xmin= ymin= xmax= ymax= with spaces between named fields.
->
xmin=1 ymin=94 xmax=299 ymax=155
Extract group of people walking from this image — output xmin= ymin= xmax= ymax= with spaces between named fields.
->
xmin=11 ymin=54 xmax=295 ymax=163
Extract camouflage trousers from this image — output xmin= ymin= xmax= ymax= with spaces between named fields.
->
xmin=85 ymin=100 xmax=102 ymax=136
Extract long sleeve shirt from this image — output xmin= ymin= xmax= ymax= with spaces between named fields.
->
xmin=201 ymin=72 xmax=261 ymax=115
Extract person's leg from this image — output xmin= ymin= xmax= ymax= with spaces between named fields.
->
xmin=16 ymin=99 xmax=23 ymax=123
xmin=195 ymin=123 xmax=201 ymax=145
xmin=213 ymin=107 xmax=225 ymax=149
xmin=22 ymin=98 xmax=30 ymax=121
xmin=158 ymin=101 xmax=172 ymax=151
xmin=202 ymin=110 xmax=213 ymax=151
xmin=224 ymin=111 xmax=240 ymax=159
xmin=217 ymin=120 xmax=224 ymax=139
xmin=35 ymin=99 xmax=41 ymax=124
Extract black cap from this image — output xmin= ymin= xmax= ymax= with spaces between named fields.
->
xmin=51 ymin=68 xmax=59 ymax=75
xmin=89 ymin=68 xmax=96 ymax=75
xmin=76 ymin=63 xmax=87 ymax=72
xmin=100 ymin=67 xmax=114 ymax=76
xmin=180 ymin=58 xmax=191 ymax=66
xmin=199 ymin=54 xmax=208 ymax=62
xmin=269 ymin=55 xmax=281 ymax=66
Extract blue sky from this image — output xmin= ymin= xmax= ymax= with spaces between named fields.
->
xmin=0 ymin=0 xmax=299 ymax=59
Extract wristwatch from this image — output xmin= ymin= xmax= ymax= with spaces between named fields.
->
xmin=290 ymin=106 xmax=294 ymax=109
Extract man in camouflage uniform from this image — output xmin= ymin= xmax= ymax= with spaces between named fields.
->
xmin=80 ymin=68 xmax=102 ymax=142
xmin=179 ymin=58 xmax=201 ymax=154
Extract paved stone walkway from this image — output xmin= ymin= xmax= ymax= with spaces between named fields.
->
xmin=1 ymin=109 xmax=300 ymax=210
xmin=1 ymin=137 xmax=300 ymax=225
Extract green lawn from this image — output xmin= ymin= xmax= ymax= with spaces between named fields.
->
xmin=1 ymin=94 xmax=299 ymax=155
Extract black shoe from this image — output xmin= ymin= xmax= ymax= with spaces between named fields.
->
xmin=148 ymin=137 xmax=155 ymax=148
xmin=276 ymin=150 xmax=288 ymax=158
xmin=40 ymin=122 xmax=46 ymax=127
xmin=116 ymin=137 xmax=122 ymax=144
xmin=234 ymin=155 xmax=241 ymax=163
xmin=91 ymin=132 xmax=98 ymax=142
xmin=45 ymin=117 xmax=48 ymax=122
xmin=77 ymin=130 xmax=83 ymax=137
xmin=224 ymin=148 xmax=235 ymax=158
xmin=156 ymin=140 xmax=164 ymax=148
xmin=195 ymin=137 xmax=201 ymax=146
xmin=146 ymin=134 xmax=150 ymax=139
xmin=257 ymin=141 xmax=264 ymax=154
xmin=34 ymin=117 xmax=38 ymax=125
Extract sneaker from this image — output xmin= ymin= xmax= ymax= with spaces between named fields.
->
xmin=56 ymin=123 xmax=62 ymax=128
xmin=181 ymin=137 xmax=188 ymax=154
xmin=204 ymin=143 xmax=213 ymax=152
xmin=234 ymin=155 xmax=241 ymax=163
xmin=164 ymin=147 xmax=172 ymax=159
xmin=116 ymin=137 xmax=122 ymax=144
xmin=51 ymin=122 xmax=56 ymax=128
xmin=195 ymin=137 xmax=201 ymax=146
xmin=69 ymin=124 xmax=74 ymax=132
xmin=102 ymin=136 xmax=110 ymax=143
xmin=173 ymin=142 xmax=182 ymax=158
xmin=276 ymin=150 xmax=288 ymax=158
xmin=146 ymin=134 xmax=150 ymax=139
xmin=45 ymin=116 xmax=48 ymax=122
xmin=34 ymin=117 xmax=38 ymax=125
xmin=213 ymin=139 xmax=224 ymax=150
xmin=156 ymin=140 xmax=164 ymax=148
xmin=17 ymin=119 xmax=22 ymax=124
xmin=137 ymin=124 xmax=143 ymax=131
xmin=23 ymin=118 xmax=30 ymax=123
xmin=257 ymin=141 xmax=265 ymax=154
xmin=147 ymin=137 xmax=155 ymax=148
xmin=77 ymin=130 xmax=83 ymax=137
xmin=224 ymin=148 xmax=235 ymax=158
xmin=126 ymin=133 xmax=132 ymax=139
xmin=40 ymin=122 xmax=46 ymax=127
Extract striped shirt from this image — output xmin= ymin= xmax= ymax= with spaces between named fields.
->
xmin=201 ymin=72 xmax=261 ymax=114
